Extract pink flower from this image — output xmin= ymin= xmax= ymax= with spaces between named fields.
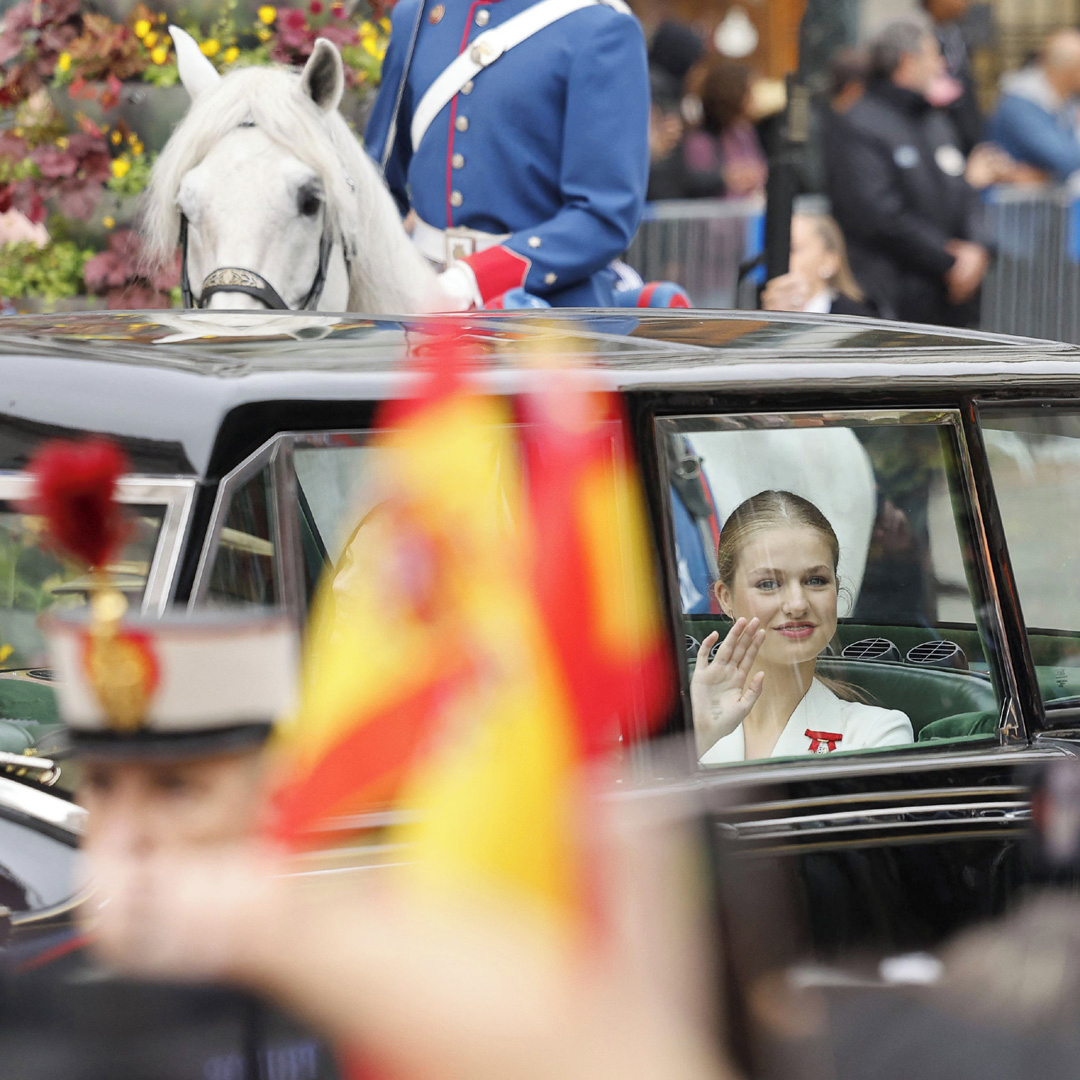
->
xmin=309 ymin=0 xmax=323 ymax=13
xmin=283 ymin=8 xmax=307 ymax=29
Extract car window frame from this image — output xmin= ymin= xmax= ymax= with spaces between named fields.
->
xmin=973 ymin=396 xmax=1080 ymax=731
xmin=652 ymin=406 xmax=1025 ymax=770
xmin=190 ymin=430 xmax=372 ymax=618
xmin=0 ymin=471 xmax=196 ymax=617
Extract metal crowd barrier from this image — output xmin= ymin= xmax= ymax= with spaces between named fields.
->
xmin=623 ymin=196 xmax=765 ymax=310
xmin=625 ymin=187 xmax=1080 ymax=345
xmin=979 ymin=185 xmax=1080 ymax=344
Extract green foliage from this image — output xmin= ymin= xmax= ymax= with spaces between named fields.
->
xmin=0 ymin=157 xmax=38 ymax=185
xmin=0 ymin=240 xmax=93 ymax=302
xmin=339 ymin=43 xmax=383 ymax=84
xmin=106 ymin=150 xmax=155 ymax=197
xmin=141 ymin=61 xmax=179 ymax=87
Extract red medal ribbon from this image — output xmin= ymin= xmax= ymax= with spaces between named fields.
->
xmin=805 ymin=729 xmax=843 ymax=754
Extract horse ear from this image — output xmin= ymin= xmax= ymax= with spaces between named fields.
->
xmin=301 ymin=38 xmax=345 ymax=112
xmin=170 ymin=25 xmax=222 ymax=99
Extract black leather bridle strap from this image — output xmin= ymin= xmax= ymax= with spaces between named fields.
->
xmin=199 ymin=267 xmax=291 ymax=309
xmin=179 ymin=214 xmax=339 ymax=311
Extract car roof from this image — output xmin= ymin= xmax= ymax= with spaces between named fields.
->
xmin=2 ymin=309 xmax=1079 ymax=479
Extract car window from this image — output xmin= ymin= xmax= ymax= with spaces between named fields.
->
xmin=657 ymin=411 xmax=1003 ymax=766
xmin=203 ymin=466 xmax=278 ymax=609
xmin=979 ymin=407 xmax=1080 ymax=716
xmin=0 ymin=499 xmax=165 ymax=671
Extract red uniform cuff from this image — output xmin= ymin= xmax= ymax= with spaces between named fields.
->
xmin=462 ymin=246 xmax=531 ymax=305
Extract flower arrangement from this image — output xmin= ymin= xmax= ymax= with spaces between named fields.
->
xmin=0 ymin=0 xmax=392 ymax=308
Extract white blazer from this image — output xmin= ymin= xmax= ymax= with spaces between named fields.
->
xmin=700 ymin=678 xmax=914 ymax=765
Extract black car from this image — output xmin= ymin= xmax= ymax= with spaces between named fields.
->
xmin=3 ymin=307 xmax=1080 ymax=975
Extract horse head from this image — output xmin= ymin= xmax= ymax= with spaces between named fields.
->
xmin=145 ymin=28 xmax=439 ymax=313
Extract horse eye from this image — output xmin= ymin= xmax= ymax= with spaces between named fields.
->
xmin=298 ymin=187 xmax=323 ymax=218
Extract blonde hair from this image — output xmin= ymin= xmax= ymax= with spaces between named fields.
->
xmin=797 ymin=212 xmax=865 ymax=302
xmin=715 ymin=489 xmax=840 ymax=592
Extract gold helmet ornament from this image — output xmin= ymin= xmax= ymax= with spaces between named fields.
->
xmin=28 ymin=437 xmax=298 ymax=757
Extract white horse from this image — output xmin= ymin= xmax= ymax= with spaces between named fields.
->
xmin=143 ymin=28 xmax=441 ymax=313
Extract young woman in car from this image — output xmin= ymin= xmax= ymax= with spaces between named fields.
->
xmin=692 ymin=489 xmax=913 ymax=764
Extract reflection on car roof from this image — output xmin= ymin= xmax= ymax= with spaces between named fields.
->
xmin=0 ymin=309 xmax=1072 ymax=378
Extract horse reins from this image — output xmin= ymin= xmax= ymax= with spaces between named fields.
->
xmin=178 ymin=212 xmax=348 ymax=311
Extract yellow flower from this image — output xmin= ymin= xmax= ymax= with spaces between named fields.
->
xmin=131 ymin=140 xmax=144 ymax=156
xmin=134 ymin=18 xmax=152 ymax=37
xmin=151 ymin=45 xmax=168 ymax=64
xmin=102 ymin=215 xmax=116 ymax=229
xmin=110 ymin=129 xmax=122 ymax=144
xmin=111 ymin=157 xmax=131 ymax=179
xmin=158 ymin=11 xmax=166 ymax=21
xmin=55 ymin=135 xmax=68 ymax=148
xmin=224 ymin=45 xmax=239 ymax=63
xmin=200 ymin=38 xmax=220 ymax=57
xmin=359 ymin=19 xmax=372 ymax=33
xmin=379 ymin=16 xmax=390 ymax=31
xmin=258 ymin=5 xmax=277 ymax=24
xmin=57 ymin=51 xmax=71 ymax=72
xmin=362 ymin=35 xmax=379 ymax=57
xmin=256 ymin=26 xmax=271 ymax=41
xmin=0 ymin=645 xmax=12 ymax=664
xmin=143 ymin=30 xmax=158 ymax=47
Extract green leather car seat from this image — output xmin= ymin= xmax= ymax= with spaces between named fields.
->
xmin=917 ymin=709 xmax=999 ymax=742
xmin=0 ymin=671 xmax=62 ymax=754
xmin=813 ymin=657 xmax=997 ymax=737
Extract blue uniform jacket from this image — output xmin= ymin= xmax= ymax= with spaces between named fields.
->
xmin=365 ymin=0 xmax=650 ymax=306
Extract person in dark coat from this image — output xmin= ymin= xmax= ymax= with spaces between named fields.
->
xmin=824 ymin=13 xmax=990 ymax=327
xmin=922 ymin=0 xmax=984 ymax=155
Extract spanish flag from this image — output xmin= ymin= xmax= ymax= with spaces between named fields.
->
xmin=519 ymin=364 xmax=674 ymax=757
xmin=267 ymin=327 xmax=518 ymax=846
xmin=270 ymin=325 xmax=672 ymax=928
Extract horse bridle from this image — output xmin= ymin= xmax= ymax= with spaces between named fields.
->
xmin=178 ymin=213 xmax=343 ymax=310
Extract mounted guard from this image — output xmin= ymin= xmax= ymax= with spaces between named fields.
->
xmin=365 ymin=0 xmax=671 ymax=308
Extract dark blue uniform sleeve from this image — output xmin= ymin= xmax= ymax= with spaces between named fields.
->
xmin=468 ymin=9 xmax=649 ymax=299
xmin=363 ymin=0 xmax=421 ymax=216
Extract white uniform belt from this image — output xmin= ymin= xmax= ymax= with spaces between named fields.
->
xmin=409 ymin=0 xmax=631 ymax=153
xmin=412 ymin=216 xmax=511 ymax=265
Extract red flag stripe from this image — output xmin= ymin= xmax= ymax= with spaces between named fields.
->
xmin=270 ymin=669 xmax=470 ymax=846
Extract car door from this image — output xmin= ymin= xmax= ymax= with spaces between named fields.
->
xmin=639 ymin=399 xmax=1070 ymax=968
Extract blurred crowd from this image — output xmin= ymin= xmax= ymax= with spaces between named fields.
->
xmin=647 ymin=0 xmax=1080 ymax=325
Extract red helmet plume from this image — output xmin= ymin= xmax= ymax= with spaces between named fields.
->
xmin=26 ymin=437 xmax=131 ymax=570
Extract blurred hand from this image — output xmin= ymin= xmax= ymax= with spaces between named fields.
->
xmin=1006 ymin=161 xmax=1053 ymax=186
xmin=871 ymin=499 xmax=913 ymax=557
xmin=436 ymin=262 xmax=481 ymax=311
xmin=761 ymin=272 xmax=812 ymax=313
xmin=87 ymin=807 xmax=737 ymax=1080
xmin=944 ymin=240 xmax=989 ymax=304
xmin=690 ymin=617 xmax=766 ymax=757
xmin=722 ymin=160 xmax=767 ymax=198
xmin=965 ymin=143 xmax=1011 ymax=190
xmin=649 ymin=111 xmax=683 ymax=162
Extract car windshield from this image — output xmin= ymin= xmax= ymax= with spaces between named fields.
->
xmin=0 ymin=498 xmax=166 ymax=673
